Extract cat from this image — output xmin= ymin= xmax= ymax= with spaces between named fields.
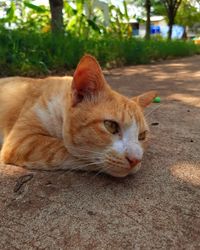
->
xmin=0 ymin=55 xmax=157 ymax=177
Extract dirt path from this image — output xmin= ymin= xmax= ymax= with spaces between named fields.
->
xmin=1 ymin=55 xmax=200 ymax=249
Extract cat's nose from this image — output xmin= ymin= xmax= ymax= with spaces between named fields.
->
xmin=126 ymin=156 xmax=141 ymax=167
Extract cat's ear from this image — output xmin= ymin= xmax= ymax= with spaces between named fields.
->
xmin=132 ymin=91 xmax=158 ymax=108
xmin=71 ymin=54 xmax=106 ymax=106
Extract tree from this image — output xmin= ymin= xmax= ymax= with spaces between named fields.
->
xmin=49 ymin=0 xmax=64 ymax=33
xmin=175 ymin=0 xmax=200 ymax=28
xmin=162 ymin=0 xmax=182 ymax=40
xmin=145 ymin=0 xmax=151 ymax=40
xmin=127 ymin=0 xmax=152 ymax=39
xmin=175 ymin=0 xmax=200 ymax=38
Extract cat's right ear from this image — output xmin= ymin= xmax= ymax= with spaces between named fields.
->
xmin=132 ymin=91 xmax=158 ymax=108
xmin=71 ymin=55 xmax=106 ymax=106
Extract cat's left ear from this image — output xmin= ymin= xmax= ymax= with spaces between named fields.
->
xmin=71 ymin=54 xmax=106 ymax=106
xmin=132 ymin=91 xmax=158 ymax=108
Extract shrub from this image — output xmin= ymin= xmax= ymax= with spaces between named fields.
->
xmin=0 ymin=30 xmax=199 ymax=76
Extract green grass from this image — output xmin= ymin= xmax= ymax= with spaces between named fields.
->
xmin=0 ymin=30 xmax=199 ymax=76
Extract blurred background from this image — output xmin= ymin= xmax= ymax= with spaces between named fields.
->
xmin=0 ymin=0 xmax=200 ymax=76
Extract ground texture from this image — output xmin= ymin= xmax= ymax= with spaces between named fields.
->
xmin=0 ymin=55 xmax=200 ymax=250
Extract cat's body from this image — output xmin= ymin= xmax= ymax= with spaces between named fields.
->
xmin=0 ymin=55 xmax=157 ymax=177
xmin=0 ymin=76 xmax=72 ymax=140
xmin=0 ymin=76 xmax=68 ymax=136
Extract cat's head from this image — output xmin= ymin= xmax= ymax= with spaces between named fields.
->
xmin=64 ymin=55 xmax=157 ymax=177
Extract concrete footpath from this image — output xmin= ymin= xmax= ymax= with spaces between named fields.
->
xmin=0 ymin=56 xmax=200 ymax=249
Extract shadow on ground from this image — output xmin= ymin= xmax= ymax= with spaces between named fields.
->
xmin=0 ymin=55 xmax=200 ymax=249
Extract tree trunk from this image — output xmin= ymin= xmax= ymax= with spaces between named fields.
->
xmin=145 ymin=0 xmax=151 ymax=40
xmin=168 ymin=17 xmax=173 ymax=40
xmin=49 ymin=0 xmax=64 ymax=33
xmin=162 ymin=0 xmax=182 ymax=40
xmin=182 ymin=26 xmax=187 ymax=40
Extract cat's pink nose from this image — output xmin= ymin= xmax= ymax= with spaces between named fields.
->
xmin=126 ymin=156 xmax=141 ymax=167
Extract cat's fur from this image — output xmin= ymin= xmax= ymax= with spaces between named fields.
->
xmin=0 ymin=55 xmax=157 ymax=177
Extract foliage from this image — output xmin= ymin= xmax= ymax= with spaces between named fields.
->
xmin=0 ymin=30 xmax=199 ymax=76
xmin=63 ymin=0 xmax=103 ymax=38
xmin=175 ymin=0 xmax=200 ymax=28
xmin=0 ymin=0 xmax=132 ymax=38
xmin=0 ymin=1 xmax=50 ymax=32
xmin=0 ymin=0 xmax=200 ymax=76
xmin=161 ymin=0 xmax=183 ymax=39
xmin=153 ymin=0 xmax=200 ymax=29
xmin=152 ymin=0 xmax=166 ymax=16
xmin=127 ymin=0 xmax=152 ymax=39
xmin=108 ymin=1 xmax=132 ymax=38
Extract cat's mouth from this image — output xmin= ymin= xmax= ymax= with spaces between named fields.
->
xmin=105 ymin=168 xmax=132 ymax=178
xmin=104 ymin=162 xmax=142 ymax=177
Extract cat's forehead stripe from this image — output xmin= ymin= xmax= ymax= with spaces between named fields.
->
xmin=119 ymin=101 xmax=142 ymax=127
xmin=121 ymin=104 xmax=126 ymax=123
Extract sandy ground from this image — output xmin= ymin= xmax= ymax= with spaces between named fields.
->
xmin=0 ymin=55 xmax=200 ymax=250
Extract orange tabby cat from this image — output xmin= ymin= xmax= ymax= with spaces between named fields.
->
xmin=0 ymin=55 xmax=157 ymax=177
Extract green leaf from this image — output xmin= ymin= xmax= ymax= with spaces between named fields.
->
xmin=67 ymin=16 xmax=77 ymax=31
xmin=24 ymin=1 xmax=47 ymax=13
xmin=123 ymin=0 xmax=129 ymax=20
xmin=76 ymin=0 xmax=84 ymax=14
xmin=64 ymin=2 xmax=77 ymax=16
xmin=6 ymin=1 xmax=16 ymax=21
xmin=87 ymin=19 xmax=101 ymax=33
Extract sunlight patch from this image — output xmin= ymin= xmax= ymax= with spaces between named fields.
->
xmin=168 ymin=94 xmax=200 ymax=108
xmin=171 ymin=162 xmax=200 ymax=186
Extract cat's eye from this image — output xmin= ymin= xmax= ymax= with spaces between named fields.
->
xmin=104 ymin=120 xmax=120 ymax=135
xmin=138 ymin=131 xmax=147 ymax=141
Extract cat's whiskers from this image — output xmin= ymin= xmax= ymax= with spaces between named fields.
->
xmin=93 ymin=167 xmax=108 ymax=177
xmin=65 ymin=146 xmax=105 ymax=165
xmin=68 ymin=153 xmax=103 ymax=163
xmin=67 ymin=145 xmax=105 ymax=156
xmin=145 ymin=103 xmax=163 ymax=117
xmin=64 ymin=159 xmax=105 ymax=174
xmin=73 ymin=160 xmax=104 ymax=168
xmin=66 ymin=155 xmax=104 ymax=166
xmin=92 ymin=159 xmax=112 ymax=175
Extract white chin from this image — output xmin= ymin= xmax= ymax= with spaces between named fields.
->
xmin=129 ymin=163 xmax=142 ymax=175
xmin=106 ymin=163 xmax=142 ymax=177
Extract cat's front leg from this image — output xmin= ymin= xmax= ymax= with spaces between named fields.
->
xmin=1 ymin=132 xmax=73 ymax=170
